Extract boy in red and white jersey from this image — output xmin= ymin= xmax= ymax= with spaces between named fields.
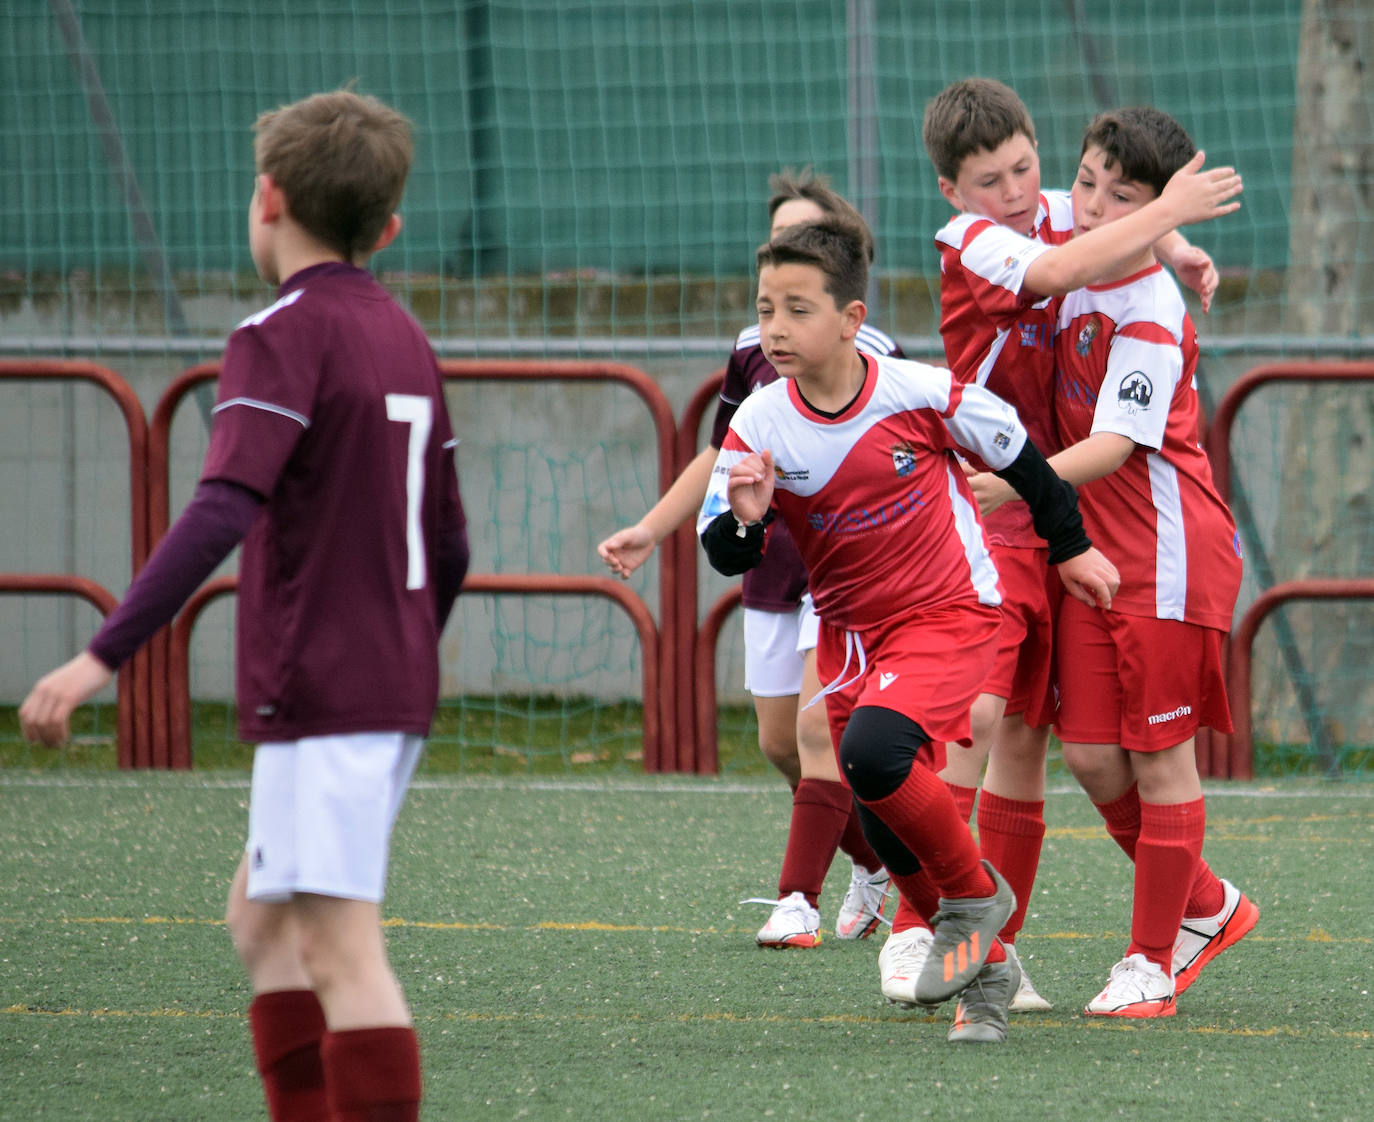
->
xmin=699 ymin=218 xmax=1119 ymax=1042
xmin=884 ymin=76 xmax=1241 ymax=1013
xmin=972 ymin=106 xmax=1258 ymax=1018
xmin=600 ymin=170 xmax=901 ymax=949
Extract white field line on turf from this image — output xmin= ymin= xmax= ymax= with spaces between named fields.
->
xmin=1 ymin=772 xmax=1372 ymax=799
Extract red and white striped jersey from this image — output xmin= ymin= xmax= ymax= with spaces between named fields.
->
xmin=934 ymin=190 xmax=1074 ymax=547
xmin=698 ymin=353 xmax=1029 ymax=632
xmin=1053 ymin=263 xmax=1242 ymax=629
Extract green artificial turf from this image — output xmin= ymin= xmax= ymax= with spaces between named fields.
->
xmin=1 ymin=774 xmax=1370 ymax=1120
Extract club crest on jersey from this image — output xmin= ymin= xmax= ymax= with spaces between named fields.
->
xmin=1117 ymin=371 xmax=1153 ymax=414
xmin=1076 ymin=317 xmax=1101 ymax=356
xmin=891 ymin=440 xmax=917 ymax=477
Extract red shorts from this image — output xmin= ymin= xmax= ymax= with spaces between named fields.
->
xmin=982 ymin=546 xmax=1059 ymax=726
xmin=815 ymin=602 xmax=1001 ymax=765
xmin=1055 ymin=598 xmax=1233 ymax=752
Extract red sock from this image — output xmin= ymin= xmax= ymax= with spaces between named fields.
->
xmin=976 ymin=792 xmax=1045 ymax=942
xmin=248 ymin=989 xmax=329 ymax=1122
xmin=888 ymin=874 xmax=936 ymax=932
xmin=859 ymin=763 xmax=993 ymax=900
xmin=946 ymin=782 xmax=978 ymax=824
xmin=778 ymin=778 xmax=853 ymax=906
xmin=1184 ymin=857 xmax=1226 ymax=918
xmin=322 ymin=1026 xmax=422 ymax=1122
xmin=1129 ymin=799 xmax=1206 ymax=971
xmin=837 ymin=801 xmax=883 ymax=874
xmin=1094 ymin=784 xmax=1141 ymax=861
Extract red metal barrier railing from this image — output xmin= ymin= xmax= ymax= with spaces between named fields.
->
xmin=151 ymin=360 xmax=677 ymax=770
xmin=676 ymin=370 xmax=726 ymax=773
xmin=0 ymin=574 xmax=132 ymax=766
xmin=1205 ymin=362 xmax=1374 ymax=500
xmin=0 ymin=361 xmax=152 ymax=767
xmin=438 ymin=361 xmax=678 ymax=770
xmin=693 ymin=585 xmax=743 ymax=776
xmin=167 ymin=573 xmax=660 ymax=770
xmin=1228 ymin=579 xmax=1374 ymax=780
xmin=1206 ymin=361 xmax=1374 ymax=776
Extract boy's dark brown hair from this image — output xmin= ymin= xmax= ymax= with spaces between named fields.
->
xmin=254 ymin=89 xmax=413 ymax=260
xmin=756 ymin=219 xmax=869 ymax=309
xmin=767 ymin=166 xmax=876 ymax=263
xmin=1080 ymin=106 xmax=1197 ymax=198
xmin=922 ymin=78 xmax=1036 ymax=182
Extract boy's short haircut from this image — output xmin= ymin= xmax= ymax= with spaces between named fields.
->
xmin=1081 ymin=107 xmax=1197 ymax=198
xmin=767 ymin=166 xmax=876 ymax=263
xmin=254 ymin=88 xmax=413 ymax=260
xmin=922 ymin=78 xmax=1037 ymax=182
xmin=757 ymin=219 xmax=869 ymax=308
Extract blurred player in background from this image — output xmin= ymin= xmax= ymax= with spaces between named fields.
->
xmin=20 ymin=89 xmax=468 ymax=1120
xmin=599 ymin=169 xmax=900 ymax=948
xmin=971 ymin=105 xmax=1257 ymax=1018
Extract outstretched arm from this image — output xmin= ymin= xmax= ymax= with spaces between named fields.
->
xmin=598 ymin=446 xmax=716 ymax=579
xmin=18 ymin=479 xmax=261 ymax=747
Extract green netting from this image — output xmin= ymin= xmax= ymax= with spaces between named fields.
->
xmin=2 ymin=1 xmax=1371 ymax=777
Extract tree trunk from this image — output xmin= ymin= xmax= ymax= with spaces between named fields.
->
xmin=1263 ymin=0 xmax=1374 ymax=749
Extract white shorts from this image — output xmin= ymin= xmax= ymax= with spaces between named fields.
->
xmin=245 ymin=732 xmax=424 ymax=904
xmin=742 ymin=594 xmax=819 ymax=698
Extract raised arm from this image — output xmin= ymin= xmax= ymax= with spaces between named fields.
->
xmin=1023 ymin=151 xmax=1240 ymax=298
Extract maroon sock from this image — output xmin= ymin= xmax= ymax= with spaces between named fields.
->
xmin=322 ymin=1026 xmax=422 ymax=1122
xmin=976 ymin=791 xmax=1045 ymax=941
xmin=1129 ymin=799 xmax=1206 ymax=971
xmin=859 ymin=763 xmax=994 ymax=900
xmin=777 ymin=778 xmax=853 ymax=906
xmin=248 ymin=989 xmax=329 ymax=1122
xmin=1094 ymin=783 xmax=1142 ymax=861
xmin=836 ymin=800 xmax=883 ymax=873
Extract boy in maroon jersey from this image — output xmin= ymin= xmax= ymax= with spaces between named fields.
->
xmin=972 ymin=106 xmax=1257 ymax=1018
xmin=599 ymin=169 xmax=900 ymax=948
xmin=700 ymin=217 xmax=1119 ymax=1042
xmin=874 ymin=77 xmax=1242 ymax=1015
xmin=20 ymin=89 xmax=468 ymax=1119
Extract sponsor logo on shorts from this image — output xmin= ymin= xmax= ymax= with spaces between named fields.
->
xmin=1147 ymin=705 xmax=1192 ymax=726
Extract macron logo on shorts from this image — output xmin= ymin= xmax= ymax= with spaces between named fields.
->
xmin=1147 ymin=705 xmax=1192 ymax=726
xmin=879 ymin=672 xmax=898 ymax=691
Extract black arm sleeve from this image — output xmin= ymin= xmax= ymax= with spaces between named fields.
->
xmin=992 ymin=440 xmax=1093 ymax=565
xmin=699 ymin=509 xmax=774 ymax=576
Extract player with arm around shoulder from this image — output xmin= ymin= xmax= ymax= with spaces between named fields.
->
xmin=878 ymin=77 xmax=1243 ymax=1015
xmin=21 ymin=90 xmax=467 ymax=1121
xmin=700 ymin=219 xmax=1116 ymax=1043
xmin=972 ymin=106 xmax=1258 ymax=1020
